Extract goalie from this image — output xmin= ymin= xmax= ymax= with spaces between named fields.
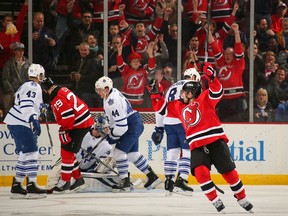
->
xmin=76 ymin=115 xmax=115 ymax=174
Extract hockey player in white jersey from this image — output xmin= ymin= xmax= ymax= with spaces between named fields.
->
xmin=95 ymin=76 xmax=162 ymax=192
xmin=76 ymin=115 xmax=114 ymax=173
xmin=150 ymin=68 xmax=201 ymax=196
xmin=4 ymin=64 xmax=48 ymax=199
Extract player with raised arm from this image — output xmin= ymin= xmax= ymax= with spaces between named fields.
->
xmin=151 ymin=63 xmax=253 ymax=213
xmin=95 ymin=76 xmax=162 ymax=192
xmin=149 ymin=68 xmax=201 ymax=196
xmin=41 ymin=77 xmax=94 ymax=193
xmin=4 ymin=64 xmax=48 ymax=199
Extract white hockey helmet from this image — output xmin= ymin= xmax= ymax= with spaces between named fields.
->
xmin=28 ymin=64 xmax=45 ymax=82
xmin=95 ymin=76 xmax=113 ymax=92
xmin=183 ymin=68 xmax=201 ymax=82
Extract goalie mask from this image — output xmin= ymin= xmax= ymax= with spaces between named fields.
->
xmin=28 ymin=64 xmax=45 ymax=82
xmin=182 ymin=81 xmax=202 ymax=99
xmin=183 ymin=68 xmax=201 ymax=82
xmin=93 ymin=114 xmax=109 ymax=134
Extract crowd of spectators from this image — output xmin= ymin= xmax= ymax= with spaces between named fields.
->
xmin=1 ymin=0 xmax=288 ymax=123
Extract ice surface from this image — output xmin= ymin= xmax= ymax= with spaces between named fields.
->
xmin=0 ymin=185 xmax=288 ymax=216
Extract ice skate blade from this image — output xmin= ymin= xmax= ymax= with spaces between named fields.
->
xmin=70 ymin=183 xmax=87 ymax=192
xmin=10 ymin=193 xmax=27 ymax=199
xmin=26 ymin=193 xmax=47 ymax=199
xmin=146 ymin=178 xmax=162 ymax=190
xmin=112 ymin=186 xmax=133 ymax=193
xmin=173 ymin=187 xmax=193 ymax=197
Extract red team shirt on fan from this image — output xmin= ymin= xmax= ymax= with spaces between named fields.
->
xmin=211 ymin=40 xmax=245 ymax=99
xmin=50 ymin=87 xmax=94 ymax=130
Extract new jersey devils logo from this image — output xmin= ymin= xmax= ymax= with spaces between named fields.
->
xmin=213 ymin=0 xmax=229 ymax=7
xmin=218 ymin=65 xmax=232 ymax=81
xmin=127 ymin=74 xmax=144 ymax=89
xmin=182 ymin=102 xmax=201 ymax=128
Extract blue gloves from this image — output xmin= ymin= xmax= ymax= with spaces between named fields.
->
xmin=151 ymin=127 xmax=164 ymax=145
xmin=29 ymin=114 xmax=41 ymax=136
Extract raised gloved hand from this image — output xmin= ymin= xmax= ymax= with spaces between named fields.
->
xmin=147 ymin=79 xmax=164 ymax=100
xmin=29 ymin=114 xmax=41 ymax=136
xmin=58 ymin=128 xmax=72 ymax=144
xmin=151 ymin=127 xmax=164 ymax=145
xmin=202 ymin=62 xmax=216 ymax=81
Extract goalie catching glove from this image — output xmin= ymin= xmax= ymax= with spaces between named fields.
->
xmin=151 ymin=127 xmax=164 ymax=145
xmin=29 ymin=114 xmax=41 ymax=136
xmin=58 ymin=128 xmax=72 ymax=144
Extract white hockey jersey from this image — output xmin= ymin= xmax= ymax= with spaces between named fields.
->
xmin=160 ymin=80 xmax=190 ymax=125
xmin=76 ymin=131 xmax=112 ymax=171
xmin=4 ymin=80 xmax=43 ymax=127
xmin=104 ymin=88 xmax=136 ymax=138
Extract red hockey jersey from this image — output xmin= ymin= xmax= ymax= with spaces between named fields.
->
xmin=124 ymin=0 xmax=156 ymax=25
xmin=211 ymin=40 xmax=245 ymax=99
xmin=90 ymin=0 xmax=121 ymax=23
xmin=117 ymin=55 xmax=155 ymax=105
xmin=168 ymin=78 xmax=228 ymax=151
xmin=50 ymin=87 xmax=94 ymax=130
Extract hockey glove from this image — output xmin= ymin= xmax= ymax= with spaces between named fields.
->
xmin=147 ymin=79 xmax=164 ymax=99
xmin=58 ymin=129 xmax=72 ymax=145
xmin=29 ymin=114 xmax=41 ymax=136
xmin=202 ymin=62 xmax=216 ymax=81
xmin=106 ymin=129 xmax=120 ymax=144
xmin=151 ymin=127 xmax=164 ymax=145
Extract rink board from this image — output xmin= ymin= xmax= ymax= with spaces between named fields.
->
xmin=0 ymin=123 xmax=288 ymax=186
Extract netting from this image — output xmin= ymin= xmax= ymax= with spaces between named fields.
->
xmin=90 ymin=111 xmax=156 ymax=124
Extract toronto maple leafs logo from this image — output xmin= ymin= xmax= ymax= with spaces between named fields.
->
xmin=108 ymin=98 xmax=114 ymax=105
xmin=182 ymin=102 xmax=201 ymax=128
xmin=127 ymin=74 xmax=144 ymax=90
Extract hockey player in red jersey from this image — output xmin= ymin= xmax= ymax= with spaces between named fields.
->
xmin=41 ymin=77 xmax=94 ymax=193
xmin=150 ymin=63 xmax=253 ymax=213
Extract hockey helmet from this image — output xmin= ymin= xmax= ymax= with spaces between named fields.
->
xmin=182 ymin=81 xmax=202 ymax=98
xmin=28 ymin=64 xmax=45 ymax=82
xmin=41 ymin=77 xmax=55 ymax=91
xmin=93 ymin=114 xmax=109 ymax=132
xmin=95 ymin=76 xmax=113 ymax=92
xmin=183 ymin=68 xmax=201 ymax=82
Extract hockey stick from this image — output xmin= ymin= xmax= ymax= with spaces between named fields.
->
xmin=81 ymin=147 xmax=120 ymax=176
xmin=43 ymin=111 xmax=55 ymax=156
xmin=204 ymin=0 xmax=212 ymax=63
xmin=81 ymin=135 xmax=108 ymax=162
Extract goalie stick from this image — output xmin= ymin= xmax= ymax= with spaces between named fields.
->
xmin=81 ymin=134 xmax=107 ymax=162
xmin=81 ymin=147 xmax=119 ymax=176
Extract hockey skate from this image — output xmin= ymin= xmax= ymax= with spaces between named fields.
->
xmin=10 ymin=177 xmax=27 ymax=199
xmin=70 ymin=177 xmax=85 ymax=191
xmin=173 ymin=176 xmax=194 ymax=196
xmin=212 ymin=197 xmax=225 ymax=212
xmin=26 ymin=178 xmax=47 ymax=199
xmin=164 ymin=175 xmax=174 ymax=197
xmin=52 ymin=179 xmax=71 ymax=193
xmin=144 ymin=167 xmax=162 ymax=190
xmin=237 ymin=197 xmax=254 ymax=213
xmin=112 ymin=176 xmax=133 ymax=193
